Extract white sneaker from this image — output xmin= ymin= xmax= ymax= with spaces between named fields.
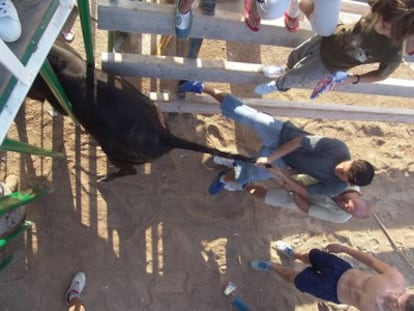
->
xmin=5 ymin=174 xmax=19 ymax=193
xmin=0 ymin=0 xmax=22 ymax=43
xmin=262 ymin=65 xmax=285 ymax=78
xmin=275 ymin=240 xmax=295 ymax=259
xmin=66 ymin=272 xmax=86 ymax=304
xmin=213 ymin=156 xmax=235 ymax=168
xmin=255 ymin=81 xmax=279 ymax=95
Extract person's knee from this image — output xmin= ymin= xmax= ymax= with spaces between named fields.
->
xmin=299 ymin=0 xmax=314 ymax=18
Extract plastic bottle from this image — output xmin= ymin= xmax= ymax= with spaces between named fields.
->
xmin=231 ymin=295 xmax=253 ymax=311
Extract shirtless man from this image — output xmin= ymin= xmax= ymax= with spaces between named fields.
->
xmin=250 ymin=242 xmax=414 ymax=311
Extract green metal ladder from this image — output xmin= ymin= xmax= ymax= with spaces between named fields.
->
xmin=0 ymin=186 xmax=49 ymax=271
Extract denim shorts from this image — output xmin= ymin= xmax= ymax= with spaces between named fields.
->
xmin=220 ymin=95 xmax=287 ymax=185
xmin=294 ymin=249 xmax=352 ymax=304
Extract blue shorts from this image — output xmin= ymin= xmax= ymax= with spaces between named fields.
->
xmin=220 ymin=95 xmax=287 ymax=185
xmin=294 ymin=249 xmax=352 ymax=304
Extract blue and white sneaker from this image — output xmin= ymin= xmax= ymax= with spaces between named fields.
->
xmin=177 ymin=80 xmax=204 ymax=94
xmin=254 ymin=81 xmax=279 ymax=95
xmin=208 ymin=171 xmax=226 ymax=195
xmin=175 ymin=0 xmax=193 ymax=39
xmin=250 ymin=260 xmax=272 ymax=272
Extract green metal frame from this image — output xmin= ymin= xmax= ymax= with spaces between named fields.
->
xmin=39 ymin=60 xmax=78 ymax=125
xmin=0 ymin=187 xmax=50 ymax=216
xmin=0 ymin=138 xmax=65 ymax=158
xmin=78 ymin=0 xmax=94 ymax=65
xmin=1 ymin=0 xmax=95 ymax=155
xmin=0 ymin=186 xmax=49 ymax=271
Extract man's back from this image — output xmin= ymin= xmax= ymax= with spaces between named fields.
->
xmin=337 ymin=267 xmax=406 ymax=311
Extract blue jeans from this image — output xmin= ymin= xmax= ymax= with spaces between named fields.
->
xmin=220 ymin=95 xmax=287 ymax=185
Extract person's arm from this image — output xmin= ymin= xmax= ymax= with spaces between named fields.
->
xmin=256 ymin=136 xmax=302 ymax=165
xmin=345 ymin=61 xmax=401 ymax=85
xmin=292 ymin=195 xmax=311 ymax=214
xmin=326 ymin=244 xmax=392 ymax=274
xmin=344 ymin=69 xmax=389 ymax=84
xmin=266 ymin=166 xmax=309 ymax=197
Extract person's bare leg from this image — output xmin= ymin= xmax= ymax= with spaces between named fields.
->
xmin=269 ymin=262 xmax=300 ymax=283
xmin=299 ymin=0 xmax=314 ymax=19
xmin=221 ymin=168 xmax=236 ymax=183
xmin=292 ymin=251 xmax=310 ymax=264
xmin=178 ymin=0 xmax=195 ymax=13
xmin=202 ymin=85 xmax=229 ymax=104
xmin=68 ymin=297 xmax=86 ymax=311
xmin=246 ymin=0 xmax=261 ymax=29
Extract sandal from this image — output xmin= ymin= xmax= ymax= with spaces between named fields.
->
xmin=284 ymin=12 xmax=299 ymax=32
xmin=243 ymin=0 xmax=260 ymax=32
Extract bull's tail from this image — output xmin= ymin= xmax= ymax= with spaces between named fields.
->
xmin=166 ymin=135 xmax=256 ymax=164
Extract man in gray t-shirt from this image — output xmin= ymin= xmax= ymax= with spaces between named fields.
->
xmin=177 ymin=81 xmax=375 ymax=197
xmin=277 ymin=122 xmax=351 ymax=195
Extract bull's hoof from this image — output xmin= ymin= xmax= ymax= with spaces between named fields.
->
xmin=97 ymin=174 xmax=115 ymax=183
xmin=97 ymin=167 xmax=137 ymax=182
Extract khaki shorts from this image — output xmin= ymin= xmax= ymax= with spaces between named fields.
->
xmin=264 ymin=188 xmax=297 ymax=209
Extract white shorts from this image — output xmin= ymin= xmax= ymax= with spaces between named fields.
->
xmin=264 ymin=188 xmax=297 ymax=209
xmin=257 ymin=0 xmax=341 ymax=36
xmin=308 ymin=0 xmax=341 ymax=36
xmin=257 ymin=0 xmax=290 ymax=20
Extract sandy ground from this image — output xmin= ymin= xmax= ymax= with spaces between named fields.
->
xmin=1 ymin=2 xmax=414 ymax=311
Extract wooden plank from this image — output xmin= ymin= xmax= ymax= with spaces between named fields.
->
xmin=341 ymin=0 xmax=370 ymax=15
xmin=153 ymin=93 xmax=414 ymax=124
xmin=102 ymin=53 xmax=414 ymax=98
xmin=98 ymin=0 xmax=315 ymax=47
xmin=98 ymin=0 xmax=364 ymax=46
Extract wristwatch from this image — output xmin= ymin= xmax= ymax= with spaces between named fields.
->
xmin=352 ymin=74 xmax=361 ymax=85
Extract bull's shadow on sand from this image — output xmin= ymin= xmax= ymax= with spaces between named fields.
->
xmin=3 ymin=100 xmax=414 ymax=310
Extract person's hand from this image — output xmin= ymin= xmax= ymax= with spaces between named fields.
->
xmin=256 ymin=156 xmax=270 ymax=167
xmin=317 ymin=302 xmax=329 ymax=311
xmin=325 ymin=243 xmax=345 ymax=253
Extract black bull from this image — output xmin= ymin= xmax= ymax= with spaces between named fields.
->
xmin=27 ymin=41 xmax=254 ymax=181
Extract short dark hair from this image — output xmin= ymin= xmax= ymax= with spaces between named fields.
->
xmin=348 ymin=160 xmax=375 ymax=186
xmin=405 ymin=294 xmax=414 ymax=311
